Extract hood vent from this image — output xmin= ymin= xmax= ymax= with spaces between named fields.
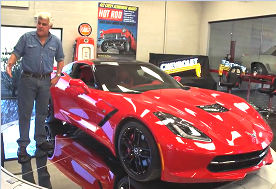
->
xmin=196 ymin=103 xmax=229 ymax=113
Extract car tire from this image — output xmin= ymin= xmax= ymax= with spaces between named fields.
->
xmin=115 ymin=175 xmax=148 ymax=189
xmin=251 ymin=63 xmax=268 ymax=75
xmin=101 ymin=41 xmax=108 ymax=52
xmin=124 ymin=41 xmax=130 ymax=53
xmin=115 ymin=176 xmax=130 ymax=189
xmin=118 ymin=121 xmax=161 ymax=182
xmin=46 ymin=98 xmax=62 ymax=124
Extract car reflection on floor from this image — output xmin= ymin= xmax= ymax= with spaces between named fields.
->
xmin=47 ymin=123 xmax=230 ymax=189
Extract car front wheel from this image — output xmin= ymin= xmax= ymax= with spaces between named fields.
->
xmin=101 ymin=41 xmax=108 ymax=52
xmin=124 ymin=41 xmax=130 ymax=53
xmin=118 ymin=121 xmax=161 ymax=182
xmin=251 ymin=63 xmax=268 ymax=75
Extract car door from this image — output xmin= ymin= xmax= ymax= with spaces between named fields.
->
xmin=51 ymin=62 xmax=99 ymax=132
xmin=71 ymin=86 xmax=100 ymax=135
xmin=50 ymin=64 xmax=80 ymax=123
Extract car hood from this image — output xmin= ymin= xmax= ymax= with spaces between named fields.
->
xmin=118 ymin=87 xmax=272 ymax=146
xmin=133 ymin=88 xmax=256 ymax=125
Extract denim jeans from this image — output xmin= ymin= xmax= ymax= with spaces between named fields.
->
xmin=21 ymin=149 xmax=52 ymax=189
xmin=17 ymin=73 xmax=51 ymax=147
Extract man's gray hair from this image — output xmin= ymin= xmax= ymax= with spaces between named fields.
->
xmin=37 ymin=12 xmax=53 ymax=27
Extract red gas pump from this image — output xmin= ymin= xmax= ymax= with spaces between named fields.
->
xmin=72 ymin=23 xmax=95 ymax=61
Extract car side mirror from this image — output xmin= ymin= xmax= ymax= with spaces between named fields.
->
xmin=69 ymin=79 xmax=91 ymax=94
xmin=173 ymin=76 xmax=181 ymax=82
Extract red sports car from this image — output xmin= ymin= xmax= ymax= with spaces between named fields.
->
xmin=48 ymin=59 xmax=274 ymax=183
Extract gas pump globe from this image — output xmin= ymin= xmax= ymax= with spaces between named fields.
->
xmin=72 ymin=23 xmax=95 ymax=61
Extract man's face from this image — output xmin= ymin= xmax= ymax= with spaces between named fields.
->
xmin=36 ymin=18 xmax=51 ymax=38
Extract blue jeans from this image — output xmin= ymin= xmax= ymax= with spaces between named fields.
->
xmin=21 ymin=149 xmax=52 ymax=188
xmin=17 ymin=73 xmax=51 ymax=147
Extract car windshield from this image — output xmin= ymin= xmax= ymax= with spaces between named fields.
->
xmin=264 ymin=47 xmax=276 ymax=56
xmin=94 ymin=62 xmax=183 ymax=93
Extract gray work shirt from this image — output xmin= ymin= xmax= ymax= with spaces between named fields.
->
xmin=12 ymin=31 xmax=64 ymax=74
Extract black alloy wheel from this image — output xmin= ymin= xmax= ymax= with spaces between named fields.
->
xmin=118 ymin=121 xmax=161 ymax=182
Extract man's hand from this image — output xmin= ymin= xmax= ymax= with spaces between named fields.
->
xmin=50 ymin=76 xmax=60 ymax=87
xmin=51 ymin=60 xmax=64 ymax=87
xmin=6 ymin=65 xmax=13 ymax=78
xmin=6 ymin=54 xmax=18 ymax=78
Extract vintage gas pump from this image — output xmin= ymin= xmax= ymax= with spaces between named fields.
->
xmin=72 ymin=23 xmax=95 ymax=61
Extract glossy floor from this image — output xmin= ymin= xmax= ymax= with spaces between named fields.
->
xmin=2 ymin=123 xmax=276 ymax=189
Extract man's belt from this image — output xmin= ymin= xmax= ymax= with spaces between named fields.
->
xmin=22 ymin=70 xmax=51 ymax=79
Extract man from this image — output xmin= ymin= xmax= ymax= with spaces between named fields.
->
xmin=116 ymin=68 xmax=133 ymax=88
xmin=6 ymin=12 xmax=64 ymax=163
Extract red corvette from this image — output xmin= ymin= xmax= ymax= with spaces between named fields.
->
xmin=48 ymin=59 xmax=274 ymax=183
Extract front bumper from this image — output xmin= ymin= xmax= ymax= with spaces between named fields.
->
xmin=103 ymin=38 xmax=127 ymax=50
xmin=158 ymin=136 xmax=274 ymax=183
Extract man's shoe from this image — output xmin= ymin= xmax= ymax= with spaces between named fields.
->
xmin=36 ymin=141 xmax=54 ymax=152
xmin=17 ymin=146 xmax=31 ymax=164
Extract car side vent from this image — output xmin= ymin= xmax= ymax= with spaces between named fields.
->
xmin=196 ymin=103 xmax=229 ymax=113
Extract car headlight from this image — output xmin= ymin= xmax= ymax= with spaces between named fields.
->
xmin=154 ymin=111 xmax=212 ymax=142
xmin=122 ymin=28 xmax=126 ymax=33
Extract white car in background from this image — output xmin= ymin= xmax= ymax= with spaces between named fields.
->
xmin=241 ymin=46 xmax=276 ymax=75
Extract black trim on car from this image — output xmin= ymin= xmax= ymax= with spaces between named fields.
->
xmin=98 ymin=109 xmax=119 ymax=127
xmin=207 ymin=147 xmax=269 ymax=172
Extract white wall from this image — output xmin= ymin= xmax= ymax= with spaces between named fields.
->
xmin=165 ymin=1 xmax=202 ymax=55
xmin=3 ymin=1 xmax=275 ymax=65
xmin=200 ymin=1 xmax=276 ymax=55
xmin=1 ymin=1 xmax=201 ymax=64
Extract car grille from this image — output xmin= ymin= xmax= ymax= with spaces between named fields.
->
xmin=207 ymin=147 xmax=269 ymax=172
xmin=104 ymin=33 xmax=121 ymax=39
